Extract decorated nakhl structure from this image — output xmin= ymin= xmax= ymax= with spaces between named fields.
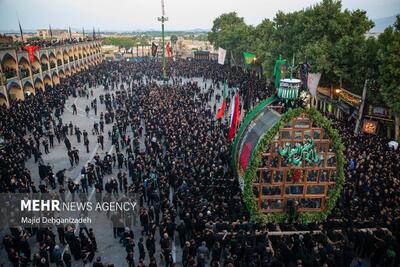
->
xmin=0 ymin=40 xmax=102 ymax=107
xmin=232 ymin=56 xmax=345 ymax=223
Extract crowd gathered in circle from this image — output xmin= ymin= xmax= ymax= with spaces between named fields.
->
xmin=0 ymin=59 xmax=399 ymax=267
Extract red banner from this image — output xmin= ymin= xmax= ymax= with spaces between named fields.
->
xmin=23 ymin=45 xmax=39 ymax=63
xmin=293 ymin=169 xmax=302 ymax=183
xmin=166 ymin=42 xmax=171 ymax=57
xmin=239 ymin=141 xmax=252 ymax=171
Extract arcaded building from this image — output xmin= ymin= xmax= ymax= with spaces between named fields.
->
xmin=0 ymin=40 xmax=102 ymax=107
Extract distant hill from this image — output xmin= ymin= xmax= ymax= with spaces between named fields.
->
xmin=187 ymin=28 xmax=209 ymax=33
xmin=371 ymin=15 xmax=398 ymax=33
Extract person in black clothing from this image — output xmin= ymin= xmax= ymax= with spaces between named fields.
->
xmin=111 ymin=212 xmax=120 ymax=239
xmin=64 ymin=137 xmax=71 ymax=151
xmin=48 ymin=130 xmax=54 ymax=148
xmin=63 ymin=248 xmax=72 ymax=267
xmin=138 ymin=237 xmax=145 ymax=261
xmin=93 ymin=256 xmax=103 ymax=267
xmin=39 ymin=242 xmax=49 ymax=264
xmin=146 ymin=234 xmax=156 ymax=259
xmin=67 ymin=150 xmax=74 ymax=167
xmin=84 ymin=138 xmax=90 ymax=153
xmin=42 ymin=139 xmax=49 ymax=154
xmin=182 ymin=241 xmax=191 ymax=267
xmin=83 ymin=129 xmax=88 ymax=141
xmin=116 ymin=152 xmax=123 ymax=169
xmin=148 ymin=257 xmax=157 ymax=267
xmin=126 ymin=251 xmax=134 ymax=267
xmin=177 ymin=220 xmax=187 ymax=248
xmin=160 ymin=233 xmax=171 ymax=263
xmin=75 ymin=127 xmax=82 ymax=143
xmin=88 ymin=228 xmax=97 ymax=252
xmin=73 ymin=147 xmax=79 ymax=165
xmin=98 ymin=134 xmax=104 ymax=150
xmin=72 ymin=103 xmax=77 ymax=115
xmin=56 ymin=169 xmax=66 ymax=186
xmin=55 ymin=129 xmax=61 ymax=144
xmin=100 ymin=120 xmax=104 ymax=133
xmin=57 ymin=224 xmax=66 ymax=245
xmin=126 ymin=238 xmax=135 ymax=254
xmin=85 ymin=105 xmax=90 ymax=117
xmin=69 ymin=122 xmax=73 ymax=135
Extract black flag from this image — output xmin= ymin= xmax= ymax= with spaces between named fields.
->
xmin=49 ymin=24 xmax=53 ymax=38
xmin=18 ymin=19 xmax=24 ymax=42
xmin=151 ymin=42 xmax=158 ymax=57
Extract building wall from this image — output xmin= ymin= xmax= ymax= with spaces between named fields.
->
xmin=0 ymin=40 xmax=103 ymax=107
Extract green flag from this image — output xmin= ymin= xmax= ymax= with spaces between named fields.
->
xmin=222 ymin=80 xmax=227 ymax=99
xmin=273 ymin=55 xmax=287 ymax=89
xmin=327 ymin=103 xmax=332 ymax=113
xmin=243 ymin=51 xmax=256 ymax=65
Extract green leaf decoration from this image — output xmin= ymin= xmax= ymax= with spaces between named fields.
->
xmin=238 ymin=107 xmax=345 ymax=224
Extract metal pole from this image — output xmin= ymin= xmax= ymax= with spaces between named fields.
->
xmin=354 ymin=79 xmax=368 ymax=134
xmin=162 ymin=22 xmax=165 ymax=82
xmin=158 ymin=0 xmax=168 ymax=86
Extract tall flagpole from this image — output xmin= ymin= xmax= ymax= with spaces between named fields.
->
xmin=16 ymin=12 xmax=24 ymax=43
xmin=158 ymin=0 xmax=168 ymax=86
xmin=18 ymin=19 xmax=24 ymax=42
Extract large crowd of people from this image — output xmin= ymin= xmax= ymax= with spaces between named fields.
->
xmin=0 ymin=59 xmax=399 ymax=267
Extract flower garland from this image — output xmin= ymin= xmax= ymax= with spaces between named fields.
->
xmin=241 ymin=107 xmax=345 ymax=224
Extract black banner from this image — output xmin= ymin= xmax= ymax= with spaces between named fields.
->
xmin=151 ymin=42 xmax=158 ymax=57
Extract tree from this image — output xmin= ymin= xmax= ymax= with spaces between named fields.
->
xmin=208 ymin=12 xmax=245 ymax=45
xmin=207 ymin=0 xmax=385 ymax=104
xmin=253 ymin=19 xmax=274 ymax=76
xmin=101 ymin=37 xmax=145 ymax=50
xmin=208 ymin=12 xmax=254 ymax=64
xmin=377 ymin=16 xmax=400 ymax=140
xmin=264 ymin=0 xmax=374 ymax=90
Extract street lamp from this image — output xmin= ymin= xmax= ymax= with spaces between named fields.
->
xmin=158 ymin=0 xmax=168 ymax=85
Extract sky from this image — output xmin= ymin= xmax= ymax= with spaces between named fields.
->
xmin=0 ymin=0 xmax=399 ymax=31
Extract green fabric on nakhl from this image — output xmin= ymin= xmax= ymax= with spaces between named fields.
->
xmin=273 ymin=55 xmax=287 ymax=89
xmin=223 ymin=80 xmax=227 ymax=99
xmin=327 ymin=103 xmax=333 ymax=113
xmin=279 ymin=88 xmax=299 ymax=100
xmin=278 ymin=138 xmax=320 ymax=166
xmin=240 ymin=107 xmax=345 ymax=224
xmin=387 ymin=249 xmax=396 ymax=258
xmin=244 ymin=51 xmax=256 ymax=65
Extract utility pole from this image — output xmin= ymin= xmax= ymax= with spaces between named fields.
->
xmin=158 ymin=0 xmax=168 ymax=85
xmin=354 ymin=79 xmax=368 ymax=134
